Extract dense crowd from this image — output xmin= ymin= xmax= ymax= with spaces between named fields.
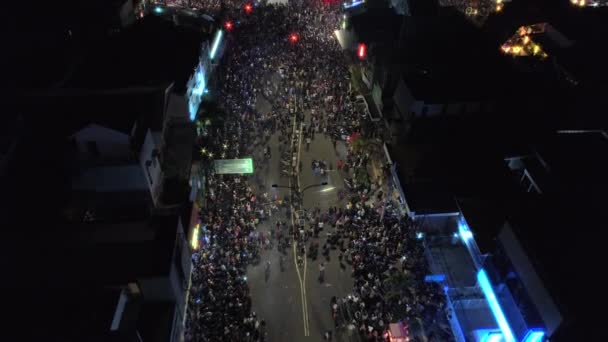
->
xmin=316 ymin=200 xmax=452 ymax=341
xmin=183 ymin=0 xmax=450 ymax=341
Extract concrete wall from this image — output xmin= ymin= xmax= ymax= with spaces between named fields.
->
xmin=73 ymin=124 xmax=132 ymax=161
xmin=499 ymin=223 xmax=562 ymax=335
xmin=392 ymin=79 xmax=415 ymax=120
xmin=139 ymin=129 xmax=163 ymax=205
xmin=119 ymin=0 xmax=136 ymax=27
xmin=139 ymin=276 xmax=174 ymax=302
xmin=372 ymin=82 xmax=383 ymax=113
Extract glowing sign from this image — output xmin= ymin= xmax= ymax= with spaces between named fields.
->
xmin=244 ymin=3 xmax=253 ymax=13
xmin=191 ymin=224 xmax=199 ymax=250
xmin=424 ymin=274 xmax=446 ymax=282
xmin=481 ymin=332 xmax=503 ymax=342
xmin=477 ymin=269 xmax=516 ymax=342
xmin=458 ymin=221 xmax=473 ymax=243
xmin=523 ymin=329 xmax=545 ymax=342
xmin=154 ymin=6 xmax=164 ymax=14
xmin=188 ymin=64 xmax=206 ymax=121
xmin=344 ymin=0 xmax=365 ymax=9
xmin=214 ymin=158 xmax=254 ymax=174
xmin=224 ymin=21 xmax=233 ymax=30
xmin=357 ymin=43 xmax=367 ymax=59
xmin=210 ymin=29 xmax=223 ymax=60
xmin=289 ymin=33 xmax=299 ymax=43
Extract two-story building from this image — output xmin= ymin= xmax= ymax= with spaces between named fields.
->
xmin=339 ymin=6 xmax=517 ymax=142
xmin=6 ymin=213 xmax=192 ymax=342
xmin=385 ymin=130 xmax=607 ymax=341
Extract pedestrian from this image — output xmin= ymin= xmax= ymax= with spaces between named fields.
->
xmin=319 ymin=262 xmax=325 ymax=282
xmin=306 ymin=137 xmax=311 ymax=151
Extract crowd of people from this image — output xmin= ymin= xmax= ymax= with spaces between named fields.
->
xmin=318 ymin=201 xmax=452 ymax=341
xmin=182 ymin=0 xmax=451 ymax=341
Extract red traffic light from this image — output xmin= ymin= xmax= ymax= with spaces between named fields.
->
xmin=289 ymin=33 xmax=299 ymax=43
xmin=224 ymin=21 xmax=233 ymax=30
xmin=244 ymin=3 xmax=253 ymax=13
xmin=357 ymin=43 xmax=367 ymax=59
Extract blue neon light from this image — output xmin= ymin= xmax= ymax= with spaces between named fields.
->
xmin=416 ymin=232 xmax=424 ymax=240
xmin=481 ymin=332 xmax=503 ymax=342
xmin=424 ymin=274 xmax=446 ymax=283
xmin=523 ymin=329 xmax=545 ymax=342
xmin=210 ymin=30 xmax=223 ymax=60
xmin=154 ymin=7 xmax=164 ymax=14
xmin=189 ymin=65 xmax=206 ymax=121
xmin=477 ymin=269 xmax=516 ymax=342
xmin=458 ymin=220 xmax=473 ymax=243
xmin=344 ymin=0 xmax=364 ymax=8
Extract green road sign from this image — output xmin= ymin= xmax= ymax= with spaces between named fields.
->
xmin=214 ymin=158 xmax=254 ymax=174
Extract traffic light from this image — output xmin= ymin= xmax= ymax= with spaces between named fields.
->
xmin=224 ymin=20 xmax=233 ymax=30
xmin=357 ymin=43 xmax=367 ymax=59
xmin=244 ymin=3 xmax=253 ymax=14
xmin=289 ymin=33 xmax=299 ymax=43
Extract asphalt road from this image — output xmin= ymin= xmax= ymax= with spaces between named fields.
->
xmin=246 ymin=93 xmax=358 ymax=342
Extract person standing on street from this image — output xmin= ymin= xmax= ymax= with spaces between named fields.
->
xmin=319 ymin=262 xmax=325 ymax=283
xmin=337 ymin=159 xmax=343 ymax=171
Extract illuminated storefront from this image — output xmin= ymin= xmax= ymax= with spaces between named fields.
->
xmin=186 ymin=28 xmax=224 ymax=121
xmin=416 ymin=212 xmax=549 ymax=342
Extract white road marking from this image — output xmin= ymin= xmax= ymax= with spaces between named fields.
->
xmin=289 ymin=111 xmax=309 ymax=336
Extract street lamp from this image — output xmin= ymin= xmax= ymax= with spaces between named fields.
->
xmin=301 ymin=182 xmax=329 ymax=193
xmin=272 ymin=182 xmax=328 ymax=192
xmin=272 ymin=181 xmax=328 ymax=203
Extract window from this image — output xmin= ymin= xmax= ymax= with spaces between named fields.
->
xmin=86 ymin=141 xmax=100 ymax=157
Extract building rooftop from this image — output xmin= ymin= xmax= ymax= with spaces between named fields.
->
xmin=4 ymin=215 xmax=179 ymax=290
xmin=456 ymin=197 xmax=509 ymax=252
xmin=349 ymin=7 xmax=404 ymax=44
xmin=506 ymin=194 xmax=606 ymax=341
xmin=13 ymin=286 xmax=174 ymax=342
xmin=407 ymin=0 xmax=439 ymax=16
xmin=20 ymin=87 xmax=166 ymax=138
xmin=71 ymin=165 xmax=149 ymax=192
xmin=394 ymin=13 xmax=514 ymax=102
xmin=61 ymin=215 xmax=179 ymax=286
xmin=137 ymin=302 xmax=176 ymax=342
xmin=14 ymin=288 xmax=130 ymax=341
xmin=63 ymin=190 xmax=153 ymax=224
xmin=531 ymin=131 xmax=608 ymax=194
xmin=388 ymin=142 xmax=520 ymax=215
xmin=489 ymin=131 xmax=608 ymax=340
xmin=484 ymin=0 xmax=608 ymax=86
xmin=64 ymin=15 xmax=205 ymax=92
